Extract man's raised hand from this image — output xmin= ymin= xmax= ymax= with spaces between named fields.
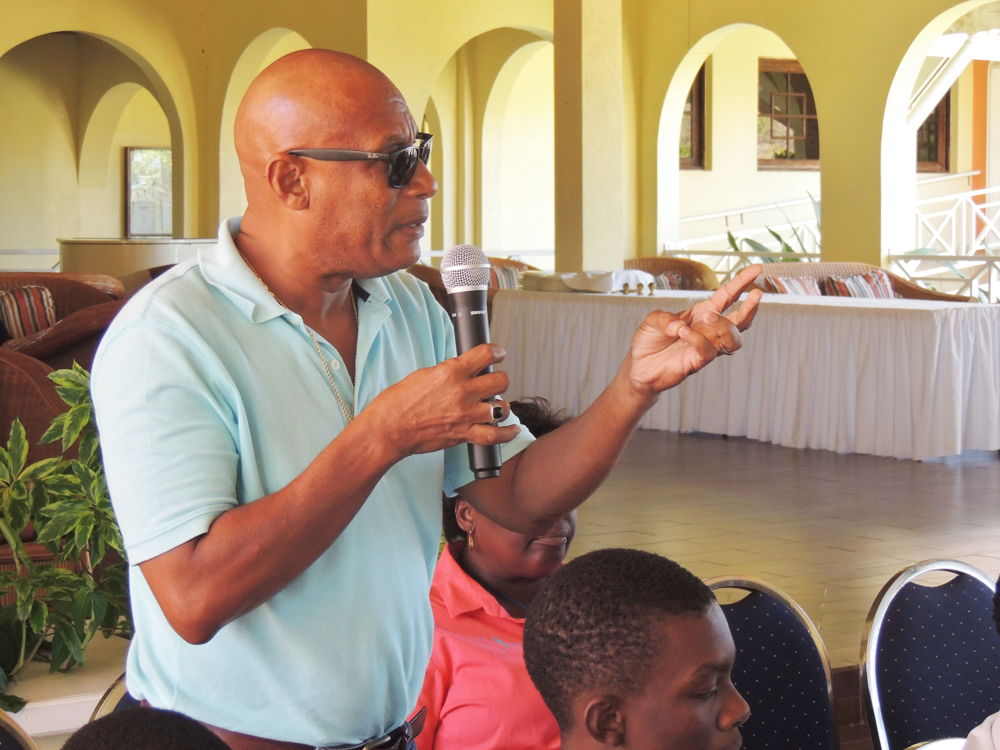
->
xmin=625 ymin=265 xmax=764 ymax=396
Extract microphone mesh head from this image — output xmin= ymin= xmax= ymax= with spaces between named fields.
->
xmin=441 ymin=244 xmax=491 ymax=291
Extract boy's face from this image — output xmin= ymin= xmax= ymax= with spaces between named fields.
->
xmin=619 ymin=604 xmax=749 ymax=750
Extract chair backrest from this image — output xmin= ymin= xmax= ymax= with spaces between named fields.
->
xmin=0 ymin=273 xmax=119 ymax=320
xmin=0 ymin=710 xmax=40 ymax=750
xmin=2 ymin=299 xmax=125 ymax=371
xmin=861 ymin=559 xmax=1000 ymax=750
xmin=89 ymin=672 xmax=140 ymax=721
xmin=624 ymin=257 xmax=720 ymax=290
xmin=706 ymin=576 xmax=837 ymax=750
xmin=0 ymin=349 xmax=64 ymax=464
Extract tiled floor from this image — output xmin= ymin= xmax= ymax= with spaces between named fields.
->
xmin=572 ymin=429 xmax=1000 ymax=668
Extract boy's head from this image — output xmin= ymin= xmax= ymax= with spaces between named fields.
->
xmin=523 ymin=548 xmax=749 ymax=750
xmin=63 ymin=706 xmax=230 ymax=750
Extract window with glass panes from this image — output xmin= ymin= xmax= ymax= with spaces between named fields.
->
xmin=680 ymin=65 xmax=705 ymax=169
xmin=758 ymin=59 xmax=819 ymax=168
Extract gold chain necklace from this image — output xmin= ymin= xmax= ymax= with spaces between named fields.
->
xmin=240 ymin=253 xmax=358 ymax=424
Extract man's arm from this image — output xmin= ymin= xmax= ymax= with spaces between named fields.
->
xmin=457 ymin=266 xmax=764 ymax=534
xmin=135 ymin=344 xmax=518 ymax=644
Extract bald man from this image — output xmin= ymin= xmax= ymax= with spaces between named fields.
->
xmin=92 ymin=50 xmax=762 ymax=750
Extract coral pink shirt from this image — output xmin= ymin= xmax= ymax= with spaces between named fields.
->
xmin=413 ymin=543 xmax=560 ymax=750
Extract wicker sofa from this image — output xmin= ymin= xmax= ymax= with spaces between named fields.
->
xmin=752 ymin=262 xmax=973 ymax=302
xmin=624 ymin=257 xmax=719 ymax=291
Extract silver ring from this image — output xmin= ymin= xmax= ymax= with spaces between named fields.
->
xmin=718 ymin=344 xmax=733 ymax=356
xmin=490 ymin=403 xmax=504 ymax=423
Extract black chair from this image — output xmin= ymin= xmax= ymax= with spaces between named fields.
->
xmin=89 ymin=672 xmax=140 ymax=720
xmin=706 ymin=576 xmax=837 ymax=750
xmin=0 ymin=711 xmax=39 ymax=750
xmin=860 ymin=559 xmax=1000 ymax=750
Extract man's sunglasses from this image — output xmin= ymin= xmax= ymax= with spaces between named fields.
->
xmin=288 ymin=132 xmax=433 ymax=189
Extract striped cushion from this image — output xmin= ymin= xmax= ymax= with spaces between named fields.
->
xmin=492 ymin=265 xmax=521 ymax=289
xmin=823 ymin=269 xmax=895 ymax=298
xmin=0 ymin=285 xmax=57 ymax=338
xmin=654 ymin=271 xmax=685 ymax=290
xmin=763 ymin=276 xmax=823 ymax=296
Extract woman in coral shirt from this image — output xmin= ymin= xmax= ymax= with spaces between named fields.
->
xmin=414 ymin=399 xmax=574 ymax=750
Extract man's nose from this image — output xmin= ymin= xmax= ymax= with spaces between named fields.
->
xmin=408 ymin=159 xmax=437 ymax=198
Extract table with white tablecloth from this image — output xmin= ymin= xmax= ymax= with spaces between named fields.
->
xmin=489 ymin=289 xmax=1000 ymax=460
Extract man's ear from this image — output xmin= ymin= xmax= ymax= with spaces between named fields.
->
xmin=582 ymin=695 xmax=626 ymax=747
xmin=266 ymin=157 xmax=309 ymax=210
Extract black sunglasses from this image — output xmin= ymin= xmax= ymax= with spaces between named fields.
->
xmin=288 ymin=132 xmax=433 ymax=189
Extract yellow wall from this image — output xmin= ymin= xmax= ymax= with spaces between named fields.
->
xmin=0 ymin=34 xmax=80 ymax=250
xmin=626 ymin=0 xmax=996 ymax=265
xmin=676 ymin=26 xmax=821 ymax=229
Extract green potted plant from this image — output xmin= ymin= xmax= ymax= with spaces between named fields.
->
xmin=0 ymin=363 xmax=131 ymax=712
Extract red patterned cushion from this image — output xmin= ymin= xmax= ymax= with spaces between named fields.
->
xmin=654 ymin=271 xmax=685 ymax=290
xmin=823 ymin=269 xmax=895 ymax=299
xmin=762 ymin=276 xmax=823 ymax=296
xmin=0 ymin=285 xmax=57 ymax=338
xmin=492 ymin=265 xmax=522 ymax=289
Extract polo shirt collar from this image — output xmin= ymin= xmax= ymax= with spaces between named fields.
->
xmin=435 ymin=542 xmax=522 ymax=622
xmin=201 ymin=217 xmax=393 ymax=324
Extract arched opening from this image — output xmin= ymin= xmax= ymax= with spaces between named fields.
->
xmin=0 ymin=31 xmax=181 ymax=266
xmin=883 ymin=0 xmax=1000 ymax=300
xmin=481 ymin=41 xmax=553 ymax=270
xmin=219 ymin=29 xmax=312 ymax=221
xmin=657 ymin=24 xmax=821 ymax=274
xmin=79 ymin=83 xmax=170 ymax=238
xmin=424 ymin=27 xmax=551 ymax=263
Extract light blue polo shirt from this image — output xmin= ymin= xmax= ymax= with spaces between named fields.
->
xmin=91 ymin=218 xmax=533 ymax=745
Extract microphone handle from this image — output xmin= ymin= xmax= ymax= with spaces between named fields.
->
xmin=449 ymin=288 xmax=502 ymax=479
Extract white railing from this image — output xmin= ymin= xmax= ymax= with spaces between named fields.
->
xmin=887 ymin=252 xmax=1000 ymax=302
xmin=673 ymin=196 xmax=820 ymax=258
xmin=662 ymin=248 xmax=821 ymax=282
xmin=663 ymin=178 xmax=1000 ymax=301
xmin=914 ymin=185 xmax=1000 ymax=255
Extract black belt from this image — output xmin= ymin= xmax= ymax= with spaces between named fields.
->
xmin=320 ymin=708 xmax=425 ymax=750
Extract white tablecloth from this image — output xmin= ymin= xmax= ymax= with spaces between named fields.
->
xmin=490 ymin=290 xmax=1000 ymax=460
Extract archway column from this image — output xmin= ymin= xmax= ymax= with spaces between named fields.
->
xmin=817 ymin=95 xmax=895 ymax=266
xmin=553 ymin=0 xmax=627 ymax=271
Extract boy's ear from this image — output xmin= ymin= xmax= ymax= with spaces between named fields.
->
xmin=582 ymin=695 xmax=626 ymax=746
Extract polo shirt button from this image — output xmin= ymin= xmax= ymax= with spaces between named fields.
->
xmin=330 ymin=360 xmax=340 ymax=370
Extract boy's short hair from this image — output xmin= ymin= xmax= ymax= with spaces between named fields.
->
xmin=63 ymin=706 xmax=230 ymax=750
xmin=523 ymin=547 xmax=716 ymax=731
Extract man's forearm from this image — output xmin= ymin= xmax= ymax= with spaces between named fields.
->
xmin=139 ymin=415 xmax=398 ymax=644
xmin=463 ymin=358 xmax=655 ymax=535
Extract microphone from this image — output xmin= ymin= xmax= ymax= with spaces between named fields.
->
xmin=440 ymin=244 xmax=502 ymax=480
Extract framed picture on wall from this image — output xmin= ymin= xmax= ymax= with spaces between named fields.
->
xmin=125 ymin=147 xmax=172 ymax=237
